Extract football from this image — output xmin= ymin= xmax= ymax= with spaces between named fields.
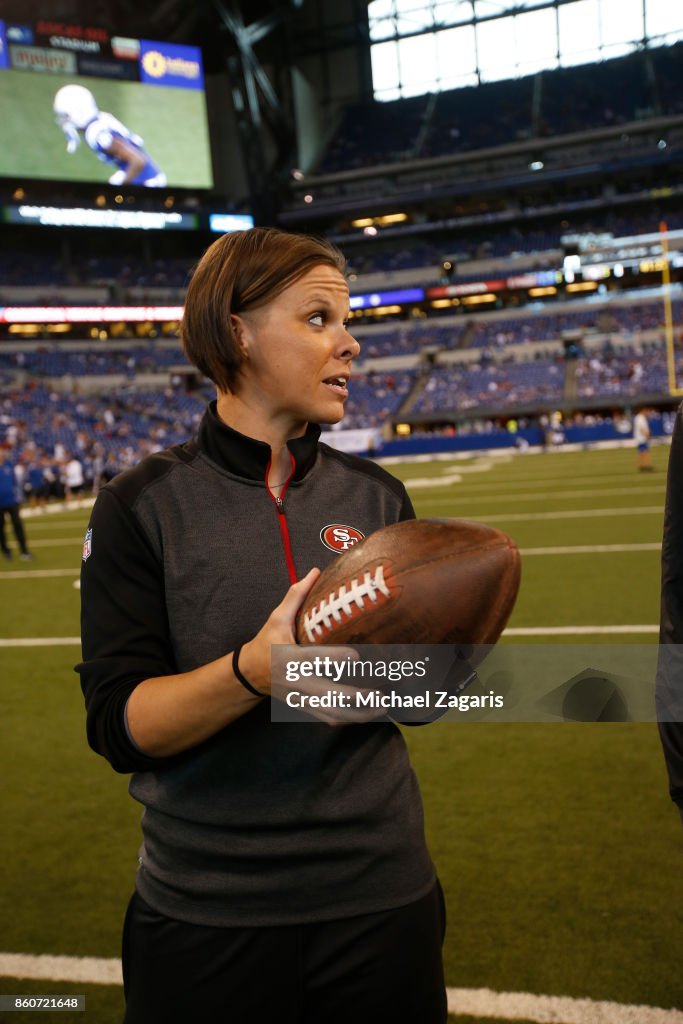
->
xmin=296 ymin=518 xmax=520 ymax=647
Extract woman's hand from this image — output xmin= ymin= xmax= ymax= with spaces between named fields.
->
xmin=239 ymin=568 xmax=387 ymax=725
xmin=238 ymin=568 xmax=321 ymax=694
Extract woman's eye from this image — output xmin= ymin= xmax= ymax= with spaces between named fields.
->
xmin=309 ymin=312 xmax=325 ymax=327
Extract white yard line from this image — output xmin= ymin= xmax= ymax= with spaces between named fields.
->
xmin=421 ymin=506 xmax=664 ymax=523
xmin=22 ymin=520 xmax=90 ymax=531
xmin=406 ymin=474 xmax=463 ymax=486
xmin=520 ymin=543 xmax=661 ymax=555
xmin=0 ymin=619 xmax=662 ymax=646
xmin=407 ymin=483 xmax=663 ymax=500
xmin=0 ymin=569 xmax=80 ymax=580
xmin=504 ymin=625 xmax=659 ymax=636
xmin=8 ymin=538 xmax=83 ymax=548
xmin=0 ymin=638 xmax=81 ymax=647
xmin=447 ymin=986 xmax=683 ymax=1023
xmin=0 ymin=953 xmax=121 ymax=986
xmin=22 ymin=499 xmax=95 ymax=519
xmin=401 ymin=471 xmax=664 ymax=489
xmin=0 ymin=956 xmax=680 ymax=1023
xmin=0 ymin=546 xmax=661 ymax=578
xmin=0 ymin=626 xmax=660 ymax=646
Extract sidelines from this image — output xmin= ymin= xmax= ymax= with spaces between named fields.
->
xmin=0 ymin=954 xmax=681 ymax=1024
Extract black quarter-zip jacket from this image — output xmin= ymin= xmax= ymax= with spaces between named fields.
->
xmin=77 ymin=402 xmax=436 ymax=927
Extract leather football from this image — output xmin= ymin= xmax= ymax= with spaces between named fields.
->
xmin=296 ymin=518 xmax=520 ymax=646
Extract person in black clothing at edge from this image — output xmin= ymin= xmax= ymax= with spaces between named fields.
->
xmin=77 ymin=228 xmax=448 ymax=1024
xmin=659 ymin=403 xmax=683 ymax=827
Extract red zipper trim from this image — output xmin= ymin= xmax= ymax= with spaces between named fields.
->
xmin=266 ymin=452 xmax=298 ymax=584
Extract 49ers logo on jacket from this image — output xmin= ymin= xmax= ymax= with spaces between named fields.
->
xmin=320 ymin=524 xmax=365 ymax=553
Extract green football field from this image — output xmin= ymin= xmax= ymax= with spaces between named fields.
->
xmin=1 ymin=441 xmax=682 ymax=1023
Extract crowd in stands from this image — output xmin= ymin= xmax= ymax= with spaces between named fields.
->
xmin=0 ymin=252 xmax=192 ymax=292
xmin=0 ymin=385 xmax=207 ymax=492
xmin=82 ymin=256 xmax=192 ymax=289
xmin=413 ymin=358 xmax=564 ymax=413
xmin=344 ymin=208 xmax=683 ymax=275
xmin=412 ymin=343 xmax=678 ymax=415
xmin=317 ymin=43 xmax=683 ymax=174
xmin=0 ymin=346 xmax=184 ymax=379
xmin=354 ymin=301 xmax=677 ymax=359
xmin=0 ymin=371 xmax=415 ymax=484
xmin=2 ymin=205 xmax=683 ymax=308
xmin=0 ymin=253 xmax=71 ymax=287
xmin=0 ymin=336 xmax=677 ymax=490
xmin=0 ymin=376 xmax=421 ymax=490
xmin=575 ymin=347 xmax=672 ymax=397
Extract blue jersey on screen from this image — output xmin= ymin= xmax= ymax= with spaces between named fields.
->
xmin=84 ymin=113 xmax=162 ymax=186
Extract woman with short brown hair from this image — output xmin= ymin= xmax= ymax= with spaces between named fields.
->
xmin=78 ymin=226 xmax=447 ymax=1024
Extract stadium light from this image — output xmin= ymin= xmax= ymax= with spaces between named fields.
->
xmin=566 ymin=282 xmax=598 ymax=293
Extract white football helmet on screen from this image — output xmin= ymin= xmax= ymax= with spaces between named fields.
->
xmin=53 ymin=84 xmax=99 ymax=130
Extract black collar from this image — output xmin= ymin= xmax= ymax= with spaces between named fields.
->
xmin=197 ymin=401 xmax=321 ymax=482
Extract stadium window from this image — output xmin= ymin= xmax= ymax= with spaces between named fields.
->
xmin=371 ymin=39 xmax=401 ymax=91
xmin=433 ymin=0 xmax=472 ymax=29
xmin=645 ymin=0 xmax=683 ymax=45
xmin=600 ymin=0 xmax=642 ymax=50
xmin=369 ymin=0 xmax=397 ymax=41
xmin=435 ymin=25 xmax=477 ymax=88
xmin=394 ymin=0 xmax=435 ymax=35
xmin=396 ymin=34 xmax=438 ymax=94
xmin=368 ymin=0 xmax=683 ymax=100
xmin=476 ymin=16 xmax=518 ymax=81
xmin=509 ymin=7 xmax=558 ymax=77
xmin=474 ymin=0 xmax=548 ymax=13
xmin=558 ymin=0 xmax=601 ymax=66
xmin=376 ymin=87 xmax=403 ymax=101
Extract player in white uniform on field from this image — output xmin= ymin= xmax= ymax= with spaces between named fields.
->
xmin=633 ymin=407 xmax=654 ymax=472
xmin=54 ymin=84 xmax=167 ymax=188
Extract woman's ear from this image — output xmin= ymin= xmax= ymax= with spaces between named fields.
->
xmin=230 ymin=313 xmax=250 ymax=360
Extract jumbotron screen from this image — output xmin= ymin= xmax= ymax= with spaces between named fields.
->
xmin=0 ymin=20 xmax=213 ymax=189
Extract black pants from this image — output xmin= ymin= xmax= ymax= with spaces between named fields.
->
xmin=0 ymin=505 xmax=28 ymax=556
xmin=122 ymin=883 xmax=447 ymax=1024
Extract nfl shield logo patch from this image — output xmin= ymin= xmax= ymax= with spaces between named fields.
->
xmin=82 ymin=527 xmax=92 ymax=562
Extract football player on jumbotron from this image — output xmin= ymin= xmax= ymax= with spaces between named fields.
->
xmin=53 ymin=84 xmax=167 ymax=188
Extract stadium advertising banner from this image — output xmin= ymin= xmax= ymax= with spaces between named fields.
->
xmin=3 ymin=205 xmax=200 ymax=230
xmin=209 ymin=213 xmax=255 ymax=233
xmin=0 ymin=305 xmax=185 ymax=323
xmin=0 ymin=20 xmax=212 ymax=189
xmin=350 ymin=288 xmax=425 ymax=309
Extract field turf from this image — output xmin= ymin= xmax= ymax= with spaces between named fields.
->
xmin=0 ymin=442 xmax=681 ymax=1023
